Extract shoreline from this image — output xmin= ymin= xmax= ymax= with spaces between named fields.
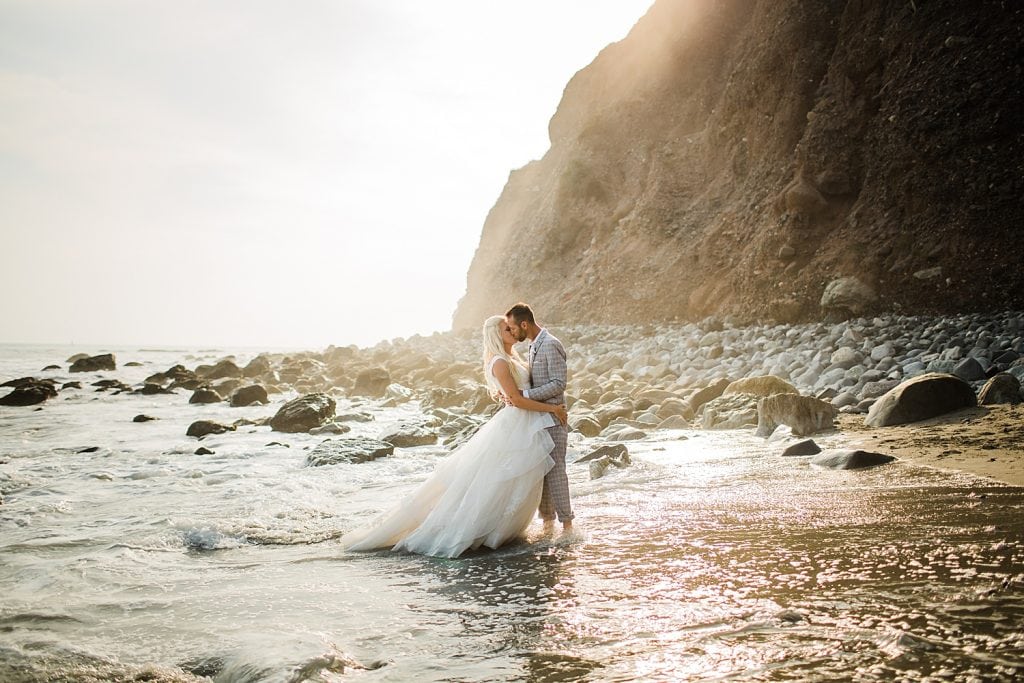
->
xmin=839 ymin=404 xmax=1024 ymax=487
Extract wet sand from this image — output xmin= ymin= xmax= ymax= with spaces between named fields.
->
xmin=840 ymin=404 xmax=1024 ymax=486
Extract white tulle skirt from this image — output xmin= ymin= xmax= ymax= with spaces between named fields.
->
xmin=341 ymin=406 xmax=556 ymax=558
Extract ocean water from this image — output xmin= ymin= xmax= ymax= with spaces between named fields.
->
xmin=1 ymin=344 xmax=1023 ymax=682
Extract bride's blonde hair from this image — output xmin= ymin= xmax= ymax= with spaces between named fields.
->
xmin=481 ymin=314 xmax=523 ymax=398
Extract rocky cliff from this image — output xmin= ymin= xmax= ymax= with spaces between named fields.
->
xmin=453 ymin=0 xmax=1023 ymax=329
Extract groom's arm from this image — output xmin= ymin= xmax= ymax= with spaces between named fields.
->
xmin=524 ymin=340 xmax=566 ymax=402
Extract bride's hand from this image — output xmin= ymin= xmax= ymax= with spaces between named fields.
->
xmin=554 ymin=405 xmax=568 ymax=425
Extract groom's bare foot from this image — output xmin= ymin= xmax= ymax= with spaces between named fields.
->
xmin=542 ymin=519 xmax=556 ymax=533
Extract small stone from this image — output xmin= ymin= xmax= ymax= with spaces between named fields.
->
xmin=781 ymin=439 xmax=821 ymax=456
xmin=132 ymin=414 xmax=158 ymax=423
xmin=194 ymin=447 xmax=215 ymax=455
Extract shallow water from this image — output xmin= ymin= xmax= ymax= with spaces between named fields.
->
xmin=1 ymin=345 xmax=1023 ymax=681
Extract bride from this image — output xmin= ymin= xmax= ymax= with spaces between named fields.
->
xmin=341 ymin=315 xmax=568 ymax=558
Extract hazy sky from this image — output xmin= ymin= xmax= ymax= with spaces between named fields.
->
xmin=0 ymin=1 xmax=652 ymax=349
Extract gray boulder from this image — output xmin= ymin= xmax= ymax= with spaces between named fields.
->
xmin=269 ymin=393 xmax=336 ymax=433
xmin=701 ymin=393 xmax=758 ymax=430
xmin=189 ymin=388 xmax=222 ymax=404
xmin=865 ymin=373 xmax=977 ymax=427
xmin=352 ymin=367 xmax=391 ymax=398
xmin=810 ymin=449 xmax=896 ymax=470
xmin=69 ymin=353 xmax=116 ymax=373
xmin=977 ymin=373 xmax=1021 ymax=405
xmin=230 ymin=384 xmax=269 ymax=407
xmin=820 ymin=277 xmax=876 ymax=315
xmin=186 ymin=420 xmax=235 ymax=438
xmin=305 ymin=438 xmax=394 ymax=466
xmin=0 ymin=379 xmax=57 ymax=406
xmin=953 ymin=357 xmax=987 ymax=382
xmin=575 ymin=443 xmax=629 ymax=464
xmin=781 ymin=439 xmax=821 ymax=456
xmin=381 ymin=423 xmax=437 ymax=448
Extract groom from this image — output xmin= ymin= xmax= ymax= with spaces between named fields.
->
xmin=505 ymin=302 xmax=573 ymax=531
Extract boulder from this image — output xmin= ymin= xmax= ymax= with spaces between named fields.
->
xmin=580 ymin=444 xmax=632 ymax=479
xmin=243 ymin=355 xmax=272 ymax=378
xmin=380 ymin=423 xmax=437 ymax=448
xmin=41 ymin=364 xmax=60 ymax=371
xmin=194 ymin=447 xmax=215 ymax=455
xmin=756 ymin=394 xmax=837 ymax=437
xmin=230 ymin=385 xmax=269 ymax=407
xmin=953 ymin=357 xmax=987 ymax=382
xmin=977 ymin=373 xmax=1021 ymax=405
xmin=723 ymin=375 xmax=799 ymax=398
xmin=269 ymin=393 xmax=336 ymax=433
xmin=132 ymin=414 xmax=158 ymax=423
xmin=575 ymin=443 xmax=629 ymax=464
xmin=687 ymin=378 xmax=731 ymax=413
xmin=605 ymin=426 xmax=647 ymax=442
xmin=189 ymin=388 xmax=222 ymax=404
xmin=820 ymin=277 xmax=876 ymax=315
xmin=781 ymin=439 xmax=821 ymax=456
xmin=199 ymin=359 xmax=243 ymax=380
xmin=137 ymin=383 xmax=174 ymax=395
xmin=309 ymin=421 xmax=352 ymax=436
xmin=701 ymin=393 xmax=759 ymax=430
xmin=654 ymin=396 xmax=695 ymax=421
xmin=569 ymin=414 xmax=602 ymax=437
xmin=810 ymin=449 xmax=896 ymax=470
xmin=69 ymin=353 xmax=116 ymax=373
xmin=0 ymin=379 xmax=57 ymax=406
xmin=593 ymin=398 xmax=636 ymax=428
xmin=352 ymin=367 xmax=391 ymax=398
xmin=305 ymin=438 xmax=394 ymax=466
xmin=186 ymin=420 xmax=235 ymax=438
xmin=657 ymin=414 xmax=691 ymax=429
xmin=865 ymin=373 xmax=978 ymax=427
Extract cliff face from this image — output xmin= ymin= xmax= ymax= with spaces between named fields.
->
xmin=453 ymin=0 xmax=1023 ymax=330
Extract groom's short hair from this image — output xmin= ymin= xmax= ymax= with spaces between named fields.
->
xmin=505 ymin=303 xmax=535 ymax=325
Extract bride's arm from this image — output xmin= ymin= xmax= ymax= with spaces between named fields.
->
xmin=492 ymin=359 xmax=568 ymax=425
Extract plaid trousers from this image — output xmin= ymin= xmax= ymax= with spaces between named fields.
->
xmin=539 ymin=423 xmax=573 ymax=522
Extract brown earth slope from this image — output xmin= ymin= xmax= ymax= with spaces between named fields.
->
xmin=453 ymin=0 xmax=1023 ymax=329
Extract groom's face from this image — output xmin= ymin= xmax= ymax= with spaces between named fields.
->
xmin=505 ymin=315 xmax=529 ymax=342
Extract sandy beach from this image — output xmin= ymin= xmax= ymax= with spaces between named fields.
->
xmin=841 ymin=404 xmax=1024 ymax=487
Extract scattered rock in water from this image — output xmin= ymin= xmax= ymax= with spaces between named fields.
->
xmin=865 ymin=372 xmax=978 ymax=427
xmin=584 ymin=444 xmax=632 ymax=479
xmin=781 ymin=439 xmax=821 ymax=457
xmin=230 ymin=384 xmax=269 ymax=407
xmin=756 ymin=394 xmax=837 ymax=437
xmin=381 ymin=423 xmax=437 ymax=448
xmin=138 ymin=383 xmax=174 ymax=395
xmin=194 ymin=447 xmax=215 ymax=455
xmin=243 ymin=355 xmax=272 ymax=378
xmin=977 ymin=373 xmax=1021 ymax=405
xmin=92 ymin=379 xmax=132 ymax=393
xmin=0 ymin=378 xmax=58 ymax=406
xmin=604 ymin=426 xmax=647 ymax=442
xmin=186 ymin=420 xmax=235 ymax=438
xmin=305 ymin=438 xmax=394 ymax=466
xmin=189 ymin=388 xmax=222 ymax=404
xmin=41 ymin=364 xmax=61 ymax=371
xmin=810 ymin=448 xmax=896 ymax=470
xmin=198 ymin=359 xmax=243 ymax=380
xmin=309 ymin=421 xmax=352 ymax=436
xmin=124 ymin=361 xmax=143 ymax=367
xmin=77 ymin=446 xmax=100 ymax=453
xmin=61 ymin=381 xmax=82 ymax=390
xmin=269 ymin=393 xmax=336 ymax=433
xmin=133 ymin=414 xmax=158 ymax=423
xmin=66 ymin=352 xmax=90 ymax=363
xmin=352 ymin=367 xmax=391 ymax=398
xmin=335 ymin=411 xmax=375 ymax=423
xmin=576 ymin=443 xmax=630 ymax=464
xmin=69 ymin=353 xmax=116 ymax=373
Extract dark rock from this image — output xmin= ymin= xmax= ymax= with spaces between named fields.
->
xmin=77 ymin=446 xmax=100 ymax=453
xmin=953 ymin=357 xmax=987 ymax=382
xmin=61 ymin=381 xmax=82 ymax=390
xmin=189 ymin=388 xmax=222 ymax=404
xmin=132 ymin=414 xmax=158 ymax=422
xmin=994 ymin=350 xmax=1020 ymax=365
xmin=2 ymin=376 xmax=44 ymax=388
xmin=352 ymin=367 xmax=391 ymax=398
xmin=810 ymin=449 xmax=896 ymax=470
xmin=781 ymin=439 xmax=821 ymax=456
xmin=305 ymin=437 xmax=394 ymax=466
xmin=0 ymin=379 xmax=58 ymax=406
xmin=575 ymin=443 xmax=629 ymax=464
xmin=269 ymin=393 xmax=336 ymax=433
xmin=194 ymin=447 xmax=215 ymax=455
xmin=230 ymin=385 xmax=269 ymax=407
xmin=335 ymin=411 xmax=375 ymax=423
xmin=186 ymin=420 xmax=235 ymax=438
xmin=69 ymin=353 xmax=116 ymax=373
xmin=92 ymin=379 xmax=131 ymax=392
xmin=381 ymin=423 xmax=437 ymax=448
xmin=198 ymin=359 xmax=243 ymax=380
xmin=41 ymin=364 xmax=60 ymax=371
xmin=978 ymin=373 xmax=1022 ymax=405
xmin=860 ymin=379 xmax=900 ymax=400
xmin=137 ymin=383 xmax=174 ymax=395
xmin=865 ymin=372 xmax=978 ymax=427
xmin=124 ymin=361 xmax=143 ymax=367
xmin=66 ymin=353 xmax=89 ymax=363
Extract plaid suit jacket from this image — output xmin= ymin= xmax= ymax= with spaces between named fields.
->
xmin=526 ymin=329 xmax=566 ymax=405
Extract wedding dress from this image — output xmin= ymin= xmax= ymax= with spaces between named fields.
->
xmin=341 ymin=356 xmax=556 ymax=558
